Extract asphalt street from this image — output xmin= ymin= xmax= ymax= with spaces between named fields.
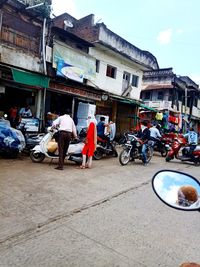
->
xmin=0 ymin=149 xmax=200 ymax=267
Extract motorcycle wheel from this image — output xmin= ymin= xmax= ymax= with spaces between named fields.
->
xmin=145 ymin=146 xmax=153 ymax=163
xmin=30 ymin=151 xmax=45 ymax=163
xmin=119 ymin=149 xmax=130 ymax=165
xmin=194 ymin=159 xmax=200 ymax=166
xmin=160 ymin=147 xmax=167 ymax=157
xmin=93 ymin=147 xmax=103 ymax=160
xmin=165 ymin=156 xmax=171 ymax=162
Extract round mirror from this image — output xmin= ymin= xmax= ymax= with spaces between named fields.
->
xmin=152 ymin=170 xmax=200 ymax=211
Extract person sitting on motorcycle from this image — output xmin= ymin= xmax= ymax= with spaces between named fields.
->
xmin=97 ymin=116 xmax=110 ymax=147
xmin=149 ymin=123 xmax=162 ymax=146
xmin=177 ymin=185 xmax=199 ymax=207
xmin=183 ymin=127 xmax=198 ymax=161
xmin=137 ymin=121 xmax=151 ymax=166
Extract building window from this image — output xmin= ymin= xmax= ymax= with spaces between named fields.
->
xmin=144 ymin=91 xmax=151 ymax=100
xmin=131 ymin=74 xmax=139 ymax=87
xmin=96 ymin=60 xmax=100 ymax=73
xmin=106 ymin=65 xmax=117 ymax=78
xmin=157 ymin=91 xmax=163 ymax=100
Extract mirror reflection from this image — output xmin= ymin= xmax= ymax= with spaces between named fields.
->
xmin=152 ymin=171 xmax=200 ymax=210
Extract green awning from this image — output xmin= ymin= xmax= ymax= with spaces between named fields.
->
xmin=12 ymin=69 xmax=50 ymax=88
xmin=139 ymin=103 xmax=158 ymax=112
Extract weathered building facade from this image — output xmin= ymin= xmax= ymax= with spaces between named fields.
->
xmin=141 ymin=68 xmax=200 ymax=132
xmin=0 ymin=0 xmax=50 ymax=124
xmin=52 ymin=13 xmax=159 ymax=134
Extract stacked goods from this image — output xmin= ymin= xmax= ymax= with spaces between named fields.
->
xmin=76 ymin=102 xmax=96 ymax=133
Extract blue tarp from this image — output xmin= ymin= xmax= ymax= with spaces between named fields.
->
xmin=0 ymin=124 xmax=21 ymax=152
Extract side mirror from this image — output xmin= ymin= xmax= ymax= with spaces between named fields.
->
xmin=152 ymin=170 xmax=200 ymax=211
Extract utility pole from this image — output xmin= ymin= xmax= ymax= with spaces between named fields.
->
xmin=184 ymin=87 xmax=187 ymax=133
xmin=25 ymin=1 xmax=51 ymax=131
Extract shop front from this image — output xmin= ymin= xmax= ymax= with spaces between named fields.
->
xmin=48 ymin=81 xmax=101 ymax=127
xmin=0 ymin=68 xmax=50 ymax=124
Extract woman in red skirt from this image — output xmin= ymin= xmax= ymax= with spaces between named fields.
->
xmin=80 ymin=120 xmax=97 ymax=169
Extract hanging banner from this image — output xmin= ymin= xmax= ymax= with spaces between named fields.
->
xmin=53 ymin=40 xmax=96 ymax=82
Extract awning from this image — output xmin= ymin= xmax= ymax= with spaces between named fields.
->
xmin=12 ymin=69 xmax=50 ymax=88
xmin=110 ymin=94 xmax=142 ymax=106
xmin=138 ymin=103 xmax=158 ymax=112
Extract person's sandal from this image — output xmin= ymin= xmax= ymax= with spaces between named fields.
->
xmin=77 ymin=165 xmax=85 ymax=169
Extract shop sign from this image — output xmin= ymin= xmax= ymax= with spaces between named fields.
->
xmin=53 ymin=40 xmax=96 ymax=82
xmin=0 ymin=85 xmax=5 ymax=93
xmin=50 ymin=82 xmax=101 ymax=101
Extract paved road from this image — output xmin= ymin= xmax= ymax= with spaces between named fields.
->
xmin=0 ymin=151 xmax=200 ymax=267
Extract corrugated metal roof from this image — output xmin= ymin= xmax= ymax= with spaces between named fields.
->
xmin=142 ymin=84 xmax=174 ymax=90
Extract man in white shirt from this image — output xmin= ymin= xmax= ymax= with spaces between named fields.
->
xmin=52 ymin=109 xmax=77 ymax=170
xmin=149 ymin=124 xmax=162 ymax=143
xmin=19 ymin=104 xmax=32 ymax=118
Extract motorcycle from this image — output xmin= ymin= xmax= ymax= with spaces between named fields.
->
xmin=30 ymin=127 xmax=84 ymax=164
xmin=93 ymin=135 xmax=118 ymax=160
xmin=119 ymin=133 xmax=153 ymax=165
xmin=18 ymin=122 xmax=45 ymax=154
xmin=165 ymin=135 xmax=200 ymax=165
xmin=93 ymin=122 xmax=118 ymax=160
xmin=150 ymin=137 xmax=168 ymax=157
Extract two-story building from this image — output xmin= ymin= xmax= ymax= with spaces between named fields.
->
xmin=52 ymin=13 xmax=159 ymax=134
xmin=141 ymin=68 xmax=200 ymax=133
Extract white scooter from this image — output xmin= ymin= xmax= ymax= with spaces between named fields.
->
xmin=30 ymin=127 xmax=84 ymax=164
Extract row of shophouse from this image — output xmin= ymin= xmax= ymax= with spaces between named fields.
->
xmin=0 ymin=0 xmax=200 ymax=136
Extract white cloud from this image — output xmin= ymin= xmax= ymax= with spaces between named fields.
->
xmin=176 ymin=28 xmax=184 ymax=35
xmin=51 ymin=0 xmax=78 ymax=17
xmin=157 ymin=28 xmax=172 ymax=45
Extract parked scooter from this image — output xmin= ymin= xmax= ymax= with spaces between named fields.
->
xmin=165 ymin=135 xmax=200 ymax=165
xmin=119 ymin=133 xmax=153 ymax=165
xmin=30 ymin=127 xmax=84 ymax=164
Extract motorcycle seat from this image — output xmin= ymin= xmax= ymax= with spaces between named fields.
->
xmin=97 ymin=136 xmax=107 ymax=142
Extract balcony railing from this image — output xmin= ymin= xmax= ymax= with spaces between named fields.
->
xmin=143 ymin=100 xmax=172 ymax=109
xmin=144 ymin=100 xmax=200 ymax=118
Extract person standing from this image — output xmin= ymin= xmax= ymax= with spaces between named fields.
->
xmin=8 ymin=105 xmax=18 ymax=128
xmin=138 ymin=121 xmax=151 ymax=166
xmin=79 ymin=116 xmax=97 ymax=169
xmin=52 ymin=109 xmax=77 ymax=170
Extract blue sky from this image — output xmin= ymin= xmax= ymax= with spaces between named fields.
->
xmin=52 ymin=0 xmax=200 ymax=85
